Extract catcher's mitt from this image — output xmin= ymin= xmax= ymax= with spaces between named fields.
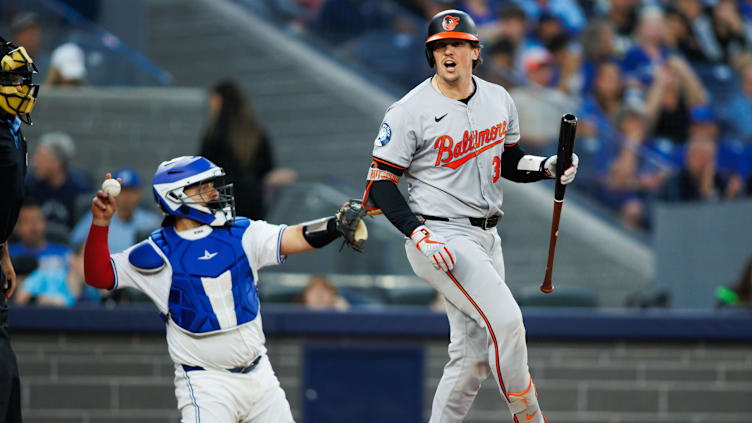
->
xmin=335 ymin=199 xmax=368 ymax=251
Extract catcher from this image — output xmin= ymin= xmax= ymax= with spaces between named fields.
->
xmin=82 ymin=156 xmax=366 ymax=422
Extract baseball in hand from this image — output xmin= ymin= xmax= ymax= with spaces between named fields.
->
xmin=102 ymin=179 xmax=121 ymax=197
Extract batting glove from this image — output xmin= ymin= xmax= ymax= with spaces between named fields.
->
xmin=410 ymin=225 xmax=456 ymax=272
xmin=543 ymin=153 xmax=579 ymax=185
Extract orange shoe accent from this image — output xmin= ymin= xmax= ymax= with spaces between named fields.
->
xmin=526 ymin=410 xmax=538 ymax=421
xmin=507 ymin=376 xmax=533 ymax=398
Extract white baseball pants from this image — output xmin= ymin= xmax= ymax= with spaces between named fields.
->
xmin=174 ymin=355 xmax=294 ymax=423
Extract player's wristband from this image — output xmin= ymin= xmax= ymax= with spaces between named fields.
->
xmin=302 ymin=217 xmax=340 ymax=248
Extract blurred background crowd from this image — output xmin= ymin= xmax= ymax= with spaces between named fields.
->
xmin=1 ymin=0 xmax=751 ymax=312
xmin=267 ymin=0 xmax=752 ymax=230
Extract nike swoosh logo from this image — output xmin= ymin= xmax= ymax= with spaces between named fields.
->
xmin=198 ymin=250 xmax=218 ymax=260
xmin=526 ymin=410 xmax=538 ymax=421
xmin=435 ymin=113 xmax=448 ymax=122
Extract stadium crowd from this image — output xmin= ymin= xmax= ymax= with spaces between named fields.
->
xmin=271 ymin=0 xmax=752 ymax=230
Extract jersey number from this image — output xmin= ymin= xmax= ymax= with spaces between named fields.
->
xmin=492 ymin=157 xmax=501 ymax=182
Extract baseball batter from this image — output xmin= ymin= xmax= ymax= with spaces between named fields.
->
xmin=362 ymin=10 xmax=578 ymax=423
xmin=83 ymin=156 xmax=365 ymax=423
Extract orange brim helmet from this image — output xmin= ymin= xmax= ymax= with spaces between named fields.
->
xmin=425 ymin=9 xmax=480 ymax=68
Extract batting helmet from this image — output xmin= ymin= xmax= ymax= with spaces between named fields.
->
xmin=425 ymin=10 xmax=480 ymax=68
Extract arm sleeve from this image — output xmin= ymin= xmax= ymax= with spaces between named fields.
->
xmin=242 ymin=221 xmax=287 ymax=270
xmin=501 ymin=144 xmax=549 ymax=183
xmin=83 ymin=224 xmax=115 ymax=289
xmin=369 ymin=181 xmax=423 ymax=237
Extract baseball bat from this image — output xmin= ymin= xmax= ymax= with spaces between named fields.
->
xmin=540 ymin=114 xmax=577 ymax=293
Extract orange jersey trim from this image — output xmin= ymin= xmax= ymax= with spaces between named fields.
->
xmin=372 ymin=156 xmax=406 ymax=170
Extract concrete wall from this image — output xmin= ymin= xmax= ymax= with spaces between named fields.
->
xmin=12 ymin=330 xmax=752 ymax=423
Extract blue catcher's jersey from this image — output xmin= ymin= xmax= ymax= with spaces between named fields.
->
xmin=111 ymin=217 xmax=287 ymax=335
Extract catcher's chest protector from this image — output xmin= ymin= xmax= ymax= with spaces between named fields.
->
xmin=150 ymin=218 xmax=259 ymax=334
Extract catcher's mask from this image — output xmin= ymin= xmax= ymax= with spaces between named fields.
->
xmin=425 ymin=9 xmax=482 ymax=69
xmin=0 ymin=37 xmax=39 ymax=125
xmin=152 ymin=156 xmax=236 ymax=227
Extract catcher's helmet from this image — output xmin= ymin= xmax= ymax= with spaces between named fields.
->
xmin=425 ymin=10 xmax=480 ymax=68
xmin=0 ymin=36 xmax=39 ymax=125
xmin=152 ymin=156 xmax=235 ymax=227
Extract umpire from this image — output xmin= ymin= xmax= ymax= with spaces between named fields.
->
xmin=0 ymin=35 xmax=40 ymax=422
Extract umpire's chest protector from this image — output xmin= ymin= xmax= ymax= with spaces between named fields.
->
xmin=150 ymin=219 xmax=258 ymax=334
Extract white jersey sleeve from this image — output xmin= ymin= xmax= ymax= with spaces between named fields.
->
xmin=110 ymin=240 xmax=172 ymax=313
xmin=371 ymin=103 xmax=419 ymax=169
xmin=504 ymin=89 xmax=520 ymax=148
xmin=241 ymin=220 xmax=287 ymax=270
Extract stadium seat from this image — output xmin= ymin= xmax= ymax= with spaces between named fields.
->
xmin=385 ymin=286 xmax=436 ymax=306
xmin=259 ymin=284 xmax=305 ymax=304
xmin=515 ymin=286 xmax=598 ymax=308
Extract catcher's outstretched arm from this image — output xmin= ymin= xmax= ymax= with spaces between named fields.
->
xmin=282 ymin=200 xmax=369 ymax=255
xmin=281 ymin=219 xmax=340 ymax=255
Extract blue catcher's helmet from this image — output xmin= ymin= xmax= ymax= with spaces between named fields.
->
xmin=152 ymin=156 xmax=235 ymax=226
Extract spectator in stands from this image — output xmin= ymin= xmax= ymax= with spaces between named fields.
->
xmin=25 ymin=132 xmax=92 ymax=229
xmin=529 ymin=14 xmax=581 ymax=94
xmin=688 ymin=104 xmax=748 ymax=177
xmin=299 ymin=275 xmax=349 ymax=311
xmin=580 ymin=20 xmax=617 ymax=95
xmin=511 ymin=47 xmax=578 ymax=153
xmin=642 ymin=56 xmax=708 ymax=145
xmin=665 ymin=4 xmax=712 ymax=64
xmin=10 ymin=13 xmax=49 ymax=81
xmin=70 ymin=168 xmax=160 ymax=253
xmin=200 ymin=79 xmax=296 ymax=220
xmin=621 ymin=6 xmax=674 ymax=88
xmin=481 ymin=38 xmax=527 ymax=88
xmin=8 ymin=199 xmax=70 ymax=284
xmin=511 ymin=0 xmax=585 ymax=35
xmin=596 ymin=0 xmax=639 ymax=56
xmin=601 ymin=106 xmax=669 ymax=229
xmin=711 ymin=0 xmax=751 ymax=67
xmin=721 ymin=61 xmax=752 ymax=144
xmin=44 ymin=43 xmax=86 ymax=87
xmin=14 ymin=244 xmax=98 ymax=307
xmin=581 ymin=61 xmax=623 ymax=131
xmin=657 ymin=136 xmax=744 ymax=202
xmin=474 ymin=3 xmax=526 ymax=46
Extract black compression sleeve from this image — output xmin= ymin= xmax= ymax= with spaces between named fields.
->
xmin=302 ymin=217 xmax=340 ymax=248
xmin=369 ymin=181 xmax=423 ymax=237
xmin=500 ymin=144 xmax=549 ymax=183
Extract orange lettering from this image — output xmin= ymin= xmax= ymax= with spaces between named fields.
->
xmin=490 ymin=125 xmax=498 ymax=140
xmin=434 ymin=135 xmax=454 ymax=166
xmin=478 ymin=129 xmax=489 ymax=146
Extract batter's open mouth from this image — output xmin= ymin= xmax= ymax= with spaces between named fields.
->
xmin=444 ymin=60 xmax=456 ymax=69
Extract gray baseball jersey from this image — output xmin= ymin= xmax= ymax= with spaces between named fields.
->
xmin=369 ymin=75 xmax=547 ymax=423
xmin=371 ymin=75 xmax=520 ymax=219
